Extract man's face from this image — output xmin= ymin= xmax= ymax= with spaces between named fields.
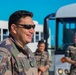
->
xmin=12 ymin=16 xmax=35 ymax=46
xmin=38 ymin=43 xmax=45 ymax=52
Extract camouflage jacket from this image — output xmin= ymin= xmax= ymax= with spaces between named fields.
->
xmin=65 ymin=45 xmax=76 ymax=60
xmin=0 ymin=38 xmax=38 ymax=75
xmin=34 ymin=50 xmax=52 ymax=75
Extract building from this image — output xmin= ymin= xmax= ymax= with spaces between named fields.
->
xmin=0 ymin=20 xmax=8 ymax=41
xmin=0 ymin=20 xmax=51 ymax=52
xmin=0 ymin=20 xmax=44 ymax=52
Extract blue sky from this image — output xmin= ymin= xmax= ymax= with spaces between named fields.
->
xmin=0 ymin=0 xmax=76 ymax=46
xmin=0 ymin=0 xmax=76 ymax=24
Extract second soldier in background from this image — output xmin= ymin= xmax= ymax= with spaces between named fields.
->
xmin=34 ymin=40 xmax=52 ymax=75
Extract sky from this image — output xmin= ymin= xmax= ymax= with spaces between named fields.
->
xmin=0 ymin=0 xmax=76 ymax=24
xmin=0 ymin=0 xmax=76 ymax=46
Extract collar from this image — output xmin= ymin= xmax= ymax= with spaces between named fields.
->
xmin=9 ymin=34 xmax=30 ymax=58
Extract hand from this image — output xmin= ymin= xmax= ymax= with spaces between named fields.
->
xmin=38 ymin=71 xmax=42 ymax=75
xmin=39 ymin=66 xmax=46 ymax=72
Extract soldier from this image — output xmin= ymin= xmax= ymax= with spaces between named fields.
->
xmin=65 ymin=33 xmax=76 ymax=75
xmin=34 ymin=40 xmax=52 ymax=75
xmin=0 ymin=10 xmax=38 ymax=75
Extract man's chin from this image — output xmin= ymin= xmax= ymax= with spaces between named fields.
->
xmin=27 ymin=40 xmax=32 ymax=43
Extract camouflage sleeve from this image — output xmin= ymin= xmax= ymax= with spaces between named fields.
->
xmin=45 ymin=52 xmax=52 ymax=68
xmin=0 ymin=48 xmax=12 ymax=75
xmin=65 ymin=46 xmax=71 ymax=57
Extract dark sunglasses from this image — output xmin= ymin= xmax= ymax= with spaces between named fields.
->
xmin=16 ymin=24 xmax=35 ymax=29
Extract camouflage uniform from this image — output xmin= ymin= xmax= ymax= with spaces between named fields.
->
xmin=0 ymin=37 xmax=38 ymax=75
xmin=34 ymin=50 xmax=52 ymax=75
xmin=65 ymin=45 xmax=76 ymax=75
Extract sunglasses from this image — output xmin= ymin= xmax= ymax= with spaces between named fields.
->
xmin=16 ymin=24 xmax=35 ymax=29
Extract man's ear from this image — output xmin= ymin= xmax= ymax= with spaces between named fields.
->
xmin=11 ymin=24 xmax=17 ymax=34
